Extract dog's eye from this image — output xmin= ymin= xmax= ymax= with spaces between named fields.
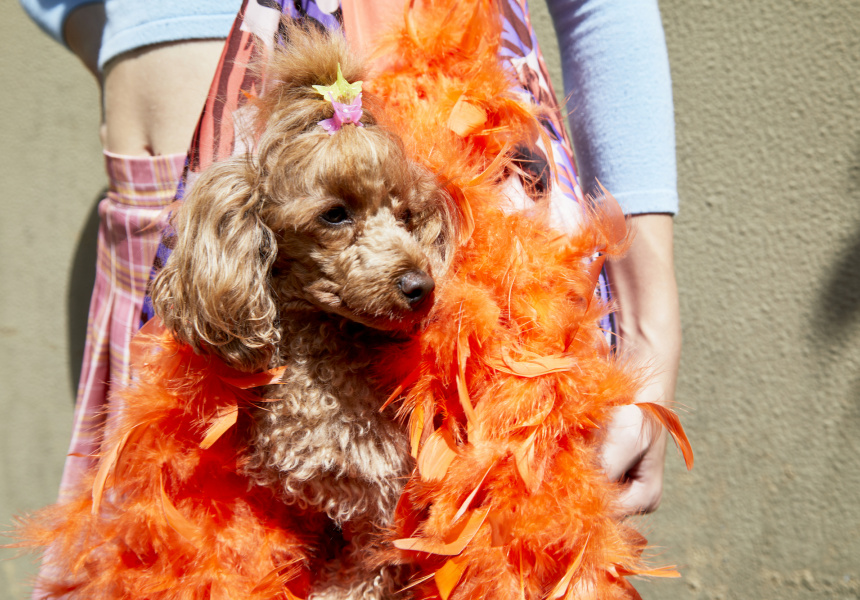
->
xmin=320 ymin=206 xmax=351 ymax=225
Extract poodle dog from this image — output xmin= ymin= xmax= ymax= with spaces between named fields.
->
xmin=149 ymin=25 xmax=454 ymax=599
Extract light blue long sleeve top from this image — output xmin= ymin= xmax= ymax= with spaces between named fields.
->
xmin=21 ymin=0 xmax=678 ymax=214
xmin=547 ymin=0 xmax=678 ymax=214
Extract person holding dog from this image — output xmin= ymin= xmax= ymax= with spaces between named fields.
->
xmin=21 ymin=0 xmax=680 ymax=518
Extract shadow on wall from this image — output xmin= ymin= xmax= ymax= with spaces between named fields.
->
xmin=813 ymin=138 xmax=860 ymax=349
xmin=66 ymin=191 xmax=103 ymax=400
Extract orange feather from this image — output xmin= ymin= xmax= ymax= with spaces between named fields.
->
xmin=490 ymin=347 xmax=574 ymax=378
xmin=394 ymin=506 xmax=490 ymax=556
xmin=435 ymin=554 xmax=470 ymax=600
xmin=636 ymin=402 xmax=694 ymax=470
xmin=448 ymin=96 xmax=488 ymax=137
xmin=452 ymin=464 xmax=494 ymax=523
xmin=91 ymin=425 xmax=137 ymax=516
xmin=418 ymin=427 xmax=459 ymax=482
xmin=512 ymin=428 xmax=540 ymax=492
xmin=199 ymin=402 xmax=238 ymax=449
xmin=547 ymin=536 xmax=589 ymax=599
xmin=217 ymin=365 xmax=287 ymax=389
xmin=158 ymin=470 xmax=201 ymax=546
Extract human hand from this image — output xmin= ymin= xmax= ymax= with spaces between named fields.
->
xmin=601 ymin=398 xmax=669 ymax=515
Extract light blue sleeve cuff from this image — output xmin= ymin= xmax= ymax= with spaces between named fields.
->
xmin=546 ymin=0 xmax=679 ymax=215
xmin=20 ymin=0 xmax=103 ymax=47
xmin=612 ymin=190 xmax=679 ymax=216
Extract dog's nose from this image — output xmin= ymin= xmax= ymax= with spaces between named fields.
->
xmin=399 ymin=270 xmax=435 ymax=307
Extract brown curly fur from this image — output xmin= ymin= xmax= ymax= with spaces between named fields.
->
xmin=150 ymin=23 xmax=455 ymax=599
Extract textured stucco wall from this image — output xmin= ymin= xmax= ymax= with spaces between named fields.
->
xmin=649 ymin=3 xmax=860 ymax=598
xmin=2 ymin=2 xmax=859 ymax=599
xmin=0 ymin=3 xmax=105 ymax=596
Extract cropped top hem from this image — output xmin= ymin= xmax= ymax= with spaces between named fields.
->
xmin=99 ymin=13 xmax=236 ymax=69
xmin=19 ymin=0 xmax=240 ymax=68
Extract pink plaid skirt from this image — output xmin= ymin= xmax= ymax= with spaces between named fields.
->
xmin=58 ymin=151 xmax=185 ymax=500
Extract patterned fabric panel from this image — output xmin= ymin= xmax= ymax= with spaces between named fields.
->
xmin=63 ymin=151 xmax=186 ymax=501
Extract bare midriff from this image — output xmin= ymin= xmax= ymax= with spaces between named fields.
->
xmin=101 ymin=40 xmax=224 ymax=156
xmin=100 ymin=0 xmax=409 ymax=157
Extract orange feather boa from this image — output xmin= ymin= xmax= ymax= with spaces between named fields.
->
xmin=14 ymin=2 xmax=692 ymax=599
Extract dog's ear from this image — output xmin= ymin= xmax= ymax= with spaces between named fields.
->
xmin=151 ymin=158 xmax=279 ymax=372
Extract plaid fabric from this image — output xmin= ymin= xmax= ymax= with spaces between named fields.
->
xmin=58 ymin=151 xmax=185 ymax=500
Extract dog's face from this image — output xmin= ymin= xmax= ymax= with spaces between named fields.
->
xmin=151 ymin=28 xmax=455 ymax=370
xmin=261 ymin=125 xmax=449 ymax=331
xmin=151 ymin=122 xmax=452 ymax=370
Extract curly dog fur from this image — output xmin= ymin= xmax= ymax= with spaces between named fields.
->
xmin=150 ymin=25 xmax=454 ymax=599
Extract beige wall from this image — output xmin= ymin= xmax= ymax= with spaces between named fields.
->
xmin=2 ymin=2 xmax=859 ymax=599
xmin=1 ymin=3 xmax=105 ymax=597
xmin=655 ymin=2 xmax=860 ymax=598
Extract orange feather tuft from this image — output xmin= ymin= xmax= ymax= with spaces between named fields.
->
xmin=418 ymin=427 xmax=459 ymax=482
xmin=435 ymin=554 xmax=470 ymax=600
xmin=199 ymin=402 xmax=238 ymax=449
xmin=636 ymin=402 xmax=694 ymax=470
xmin=547 ymin=536 xmax=589 ymax=599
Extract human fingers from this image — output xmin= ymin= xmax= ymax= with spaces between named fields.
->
xmin=600 ymin=404 xmax=668 ymax=515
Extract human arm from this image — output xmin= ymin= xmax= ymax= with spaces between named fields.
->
xmin=602 ymin=214 xmax=680 ymax=513
xmin=545 ymin=0 xmax=681 ymax=513
xmin=64 ymin=3 xmax=106 ymax=79
xmin=20 ymin=0 xmax=105 ymax=79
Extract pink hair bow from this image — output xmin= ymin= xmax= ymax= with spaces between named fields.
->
xmin=318 ymin=93 xmax=364 ymax=135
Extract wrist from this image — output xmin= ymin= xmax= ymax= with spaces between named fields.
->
xmin=606 ymin=214 xmax=681 ymax=405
